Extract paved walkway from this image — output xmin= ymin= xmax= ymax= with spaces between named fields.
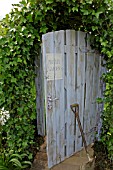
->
xmin=31 ymin=145 xmax=95 ymax=170
xmin=50 ymin=145 xmax=94 ymax=170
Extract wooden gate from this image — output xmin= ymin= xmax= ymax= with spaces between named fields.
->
xmin=41 ymin=30 xmax=104 ymax=168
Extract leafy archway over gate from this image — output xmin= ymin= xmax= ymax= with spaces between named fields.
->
xmin=0 ymin=0 xmax=113 ymax=161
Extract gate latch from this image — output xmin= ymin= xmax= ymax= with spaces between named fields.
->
xmin=47 ymin=95 xmax=59 ymax=110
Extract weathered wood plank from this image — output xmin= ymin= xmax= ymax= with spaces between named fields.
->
xmin=35 ymin=52 xmax=45 ymax=136
xmin=66 ymin=30 xmax=76 ymax=156
xmin=96 ymin=57 xmax=106 ymax=139
xmin=85 ymin=34 xmax=94 ymax=145
xmin=54 ymin=30 xmax=65 ymax=164
xmin=42 ymin=32 xmax=57 ymax=168
xmin=76 ymin=31 xmax=86 ymax=151
xmin=84 ymin=34 xmax=96 ymax=145
xmin=91 ymin=52 xmax=100 ymax=142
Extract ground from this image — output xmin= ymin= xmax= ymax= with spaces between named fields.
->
xmin=29 ymin=140 xmax=113 ymax=170
xmin=30 ymin=152 xmax=48 ymax=170
xmin=93 ymin=141 xmax=113 ymax=170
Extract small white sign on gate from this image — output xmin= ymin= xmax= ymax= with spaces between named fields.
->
xmin=46 ymin=53 xmax=63 ymax=80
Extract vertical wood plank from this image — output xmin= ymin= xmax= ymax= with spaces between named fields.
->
xmin=42 ymin=32 xmax=57 ymax=168
xmin=91 ymin=52 xmax=100 ymax=142
xmin=85 ymin=34 xmax=99 ymax=145
xmin=65 ymin=30 xmax=76 ymax=156
xmin=76 ymin=31 xmax=86 ymax=151
xmin=96 ymin=56 xmax=105 ymax=139
xmin=85 ymin=34 xmax=94 ymax=145
xmin=54 ymin=30 xmax=65 ymax=164
xmin=35 ymin=50 xmax=45 ymax=136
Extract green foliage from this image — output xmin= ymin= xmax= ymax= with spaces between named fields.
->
xmin=0 ymin=0 xmax=113 ymax=164
xmin=93 ymin=141 xmax=113 ymax=169
xmin=0 ymin=0 xmax=37 ymax=162
xmin=0 ymin=153 xmax=31 ymax=170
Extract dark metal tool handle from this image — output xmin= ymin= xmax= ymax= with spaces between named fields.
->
xmin=70 ymin=103 xmax=91 ymax=159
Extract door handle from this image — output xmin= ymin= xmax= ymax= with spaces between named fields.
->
xmin=48 ymin=97 xmax=59 ymax=102
xmin=47 ymin=95 xmax=59 ymax=110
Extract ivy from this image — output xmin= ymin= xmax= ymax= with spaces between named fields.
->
xmin=0 ymin=0 xmax=113 ymax=163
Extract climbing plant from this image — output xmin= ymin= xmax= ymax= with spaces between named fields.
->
xmin=0 ymin=0 xmax=113 ymax=162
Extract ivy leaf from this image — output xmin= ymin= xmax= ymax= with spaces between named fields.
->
xmin=72 ymin=6 xmax=78 ymax=12
xmin=81 ymin=9 xmax=89 ymax=15
xmin=11 ymin=77 xmax=17 ymax=83
xmin=95 ymin=7 xmax=104 ymax=18
xmin=17 ymin=58 xmax=22 ymax=63
xmin=92 ymin=26 xmax=98 ymax=31
xmin=27 ymin=14 xmax=33 ymax=22
xmin=96 ymin=98 xmax=103 ymax=103
xmin=40 ymin=26 xmax=48 ymax=33
xmin=46 ymin=0 xmax=54 ymax=4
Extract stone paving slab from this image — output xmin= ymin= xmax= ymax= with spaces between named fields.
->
xmin=62 ymin=156 xmax=89 ymax=165
xmin=51 ymin=144 xmax=95 ymax=170
xmin=31 ymin=144 xmax=95 ymax=170
xmin=51 ymin=164 xmax=80 ymax=170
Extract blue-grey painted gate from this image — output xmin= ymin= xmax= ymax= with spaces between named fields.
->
xmin=38 ymin=30 xmax=105 ymax=168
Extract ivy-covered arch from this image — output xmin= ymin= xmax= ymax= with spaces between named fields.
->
xmin=0 ymin=0 xmax=113 ymax=162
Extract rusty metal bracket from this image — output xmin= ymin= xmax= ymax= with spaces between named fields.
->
xmin=70 ymin=103 xmax=92 ymax=161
